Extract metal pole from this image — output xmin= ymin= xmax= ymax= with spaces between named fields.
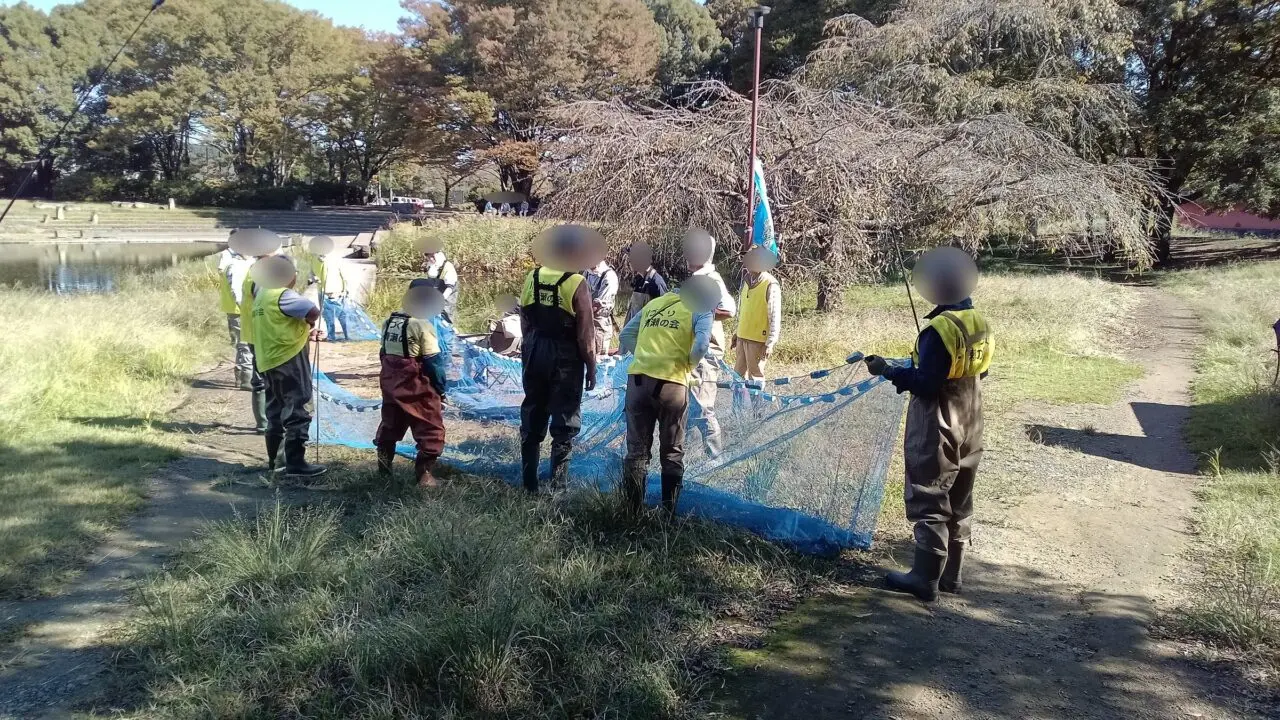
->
xmin=0 ymin=0 xmax=165 ymax=226
xmin=743 ymin=6 xmax=771 ymax=254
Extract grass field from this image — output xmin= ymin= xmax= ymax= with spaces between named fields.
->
xmin=1162 ymin=262 xmax=1280 ymax=662
xmin=115 ymin=220 xmax=1151 ymax=717
xmin=0 ymin=263 xmax=224 ymax=598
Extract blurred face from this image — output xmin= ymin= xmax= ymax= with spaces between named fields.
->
xmin=403 ymin=286 xmax=444 ymax=319
xmin=680 ymin=275 xmax=722 ymax=315
xmin=910 ymin=247 xmax=978 ymax=306
xmin=682 ymin=230 xmax=714 ymax=269
xmin=743 ymin=247 xmax=778 ymax=274
xmin=628 ymin=243 xmax=653 ymax=272
xmin=308 ymin=235 xmax=335 ymax=256
xmin=251 ymin=255 xmax=297 ymax=290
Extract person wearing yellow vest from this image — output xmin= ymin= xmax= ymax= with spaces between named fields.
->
xmin=864 ymin=247 xmax=993 ymax=602
xmin=732 ymin=246 xmax=782 ymax=382
xmin=239 ymin=252 xmax=275 ymax=433
xmin=218 ymin=248 xmax=255 ymax=390
xmin=375 ymin=281 xmax=449 ymax=489
xmin=617 ymin=275 xmax=719 ymax=515
xmin=518 ymin=225 xmax=600 ymax=493
xmin=251 ymin=255 xmax=327 ymax=479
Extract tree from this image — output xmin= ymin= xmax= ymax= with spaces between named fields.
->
xmin=0 ymin=0 xmax=135 ymax=197
xmin=1126 ymin=0 xmax=1280 ymax=262
xmin=646 ymin=0 xmax=727 ymax=99
xmin=396 ymin=0 xmax=662 ymax=198
xmin=543 ymin=81 xmax=1158 ymax=310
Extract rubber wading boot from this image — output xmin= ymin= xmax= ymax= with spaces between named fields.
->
xmin=940 ymin=540 xmax=967 ymax=594
xmin=416 ymin=455 xmax=440 ymax=489
xmin=661 ymin=472 xmax=683 ymax=517
xmin=549 ymin=444 xmax=571 ymax=490
xmin=886 ymin=548 xmax=945 ymax=602
xmin=377 ymin=447 xmax=395 ymax=477
xmin=251 ymin=391 xmax=268 ymax=434
xmin=521 ymin=441 xmax=540 ymax=493
xmin=265 ymin=435 xmax=284 ymax=475
xmin=621 ymin=461 xmax=647 ymax=513
xmin=236 ymin=369 xmax=253 ymax=392
xmin=283 ymin=438 xmax=327 ymax=478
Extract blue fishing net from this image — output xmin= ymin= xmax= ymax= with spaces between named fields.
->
xmin=321 ymin=296 xmax=381 ymax=342
xmin=312 ymin=320 xmax=906 ymax=555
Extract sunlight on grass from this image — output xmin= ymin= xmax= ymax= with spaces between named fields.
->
xmin=0 ymin=261 xmax=224 ymax=597
xmin=1162 ymin=262 xmax=1280 ymax=660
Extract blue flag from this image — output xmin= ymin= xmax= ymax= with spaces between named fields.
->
xmin=752 ymin=159 xmax=780 ymax=258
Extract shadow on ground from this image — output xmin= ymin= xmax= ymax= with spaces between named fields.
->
xmin=1025 ymin=402 xmax=1194 ymax=474
xmin=714 ymin=541 xmax=1273 ymax=719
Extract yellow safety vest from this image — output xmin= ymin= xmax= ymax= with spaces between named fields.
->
xmin=737 ymin=272 xmax=777 ymax=343
xmin=239 ymin=272 xmax=258 ymax=344
xmin=520 ymin=267 xmax=584 ymax=340
xmin=252 ymin=288 xmax=310 ymax=372
xmin=381 ymin=312 xmax=440 ymax=358
xmin=218 ymin=268 xmax=239 ymax=314
xmin=912 ymin=308 xmax=994 ymax=380
xmin=629 ymin=293 xmax=697 ymax=386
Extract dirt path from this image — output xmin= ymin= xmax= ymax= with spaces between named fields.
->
xmin=714 ymin=287 xmax=1272 ymax=719
xmin=0 ymin=370 xmax=303 ymax=719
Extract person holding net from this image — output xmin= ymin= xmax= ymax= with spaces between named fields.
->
xmin=374 ymin=281 xmax=449 ymax=489
xmin=618 ymin=275 xmax=720 ymax=516
xmin=864 ymin=247 xmax=993 ymax=602
xmin=518 ymin=225 xmax=602 ymax=493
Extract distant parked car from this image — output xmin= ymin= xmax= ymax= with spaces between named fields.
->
xmin=388 ymin=196 xmax=434 ymax=214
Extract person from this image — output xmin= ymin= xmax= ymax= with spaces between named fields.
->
xmin=584 ymin=258 xmax=619 ymax=356
xmin=499 ymin=202 xmax=512 ymax=217
xmin=617 ymin=275 xmax=718 ymax=516
xmin=239 ymin=251 xmax=275 ymax=434
xmin=251 ymin=255 xmax=328 ymax=478
xmin=421 ymin=249 xmax=460 ymax=324
xmin=733 ymin=246 xmax=782 ymax=382
xmin=487 ymin=295 xmax=524 ymax=357
xmin=624 ymin=242 xmax=668 ymax=325
xmin=374 ymin=281 xmax=448 ymax=488
xmin=483 ymin=201 xmax=495 ymax=216
xmin=519 ymin=200 xmax=530 ymax=217
xmin=863 ymin=247 xmax=993 ymax=602
xmin=683 ymin=229 xmax=736 ymax=457
xmin=519 ymin=225 xmax=599 ymax=493
xmin=218 ymin=247 xmax=254 ymax=389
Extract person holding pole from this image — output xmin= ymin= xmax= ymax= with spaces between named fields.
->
xmin=733 ymin=246 xmax=782 ymax=381
xmin=863 ymin=247 xmax=993 ymax=601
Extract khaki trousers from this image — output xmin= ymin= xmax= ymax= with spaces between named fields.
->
xmin=734 ymin=338 xmax=768 ymax=381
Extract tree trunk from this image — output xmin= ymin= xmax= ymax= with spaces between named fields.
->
xmin=499 ymin=162 xmax=535 ymax=199
xmin=817 ymin=273 xmax=843 ymax=313
xmin=1152 ymin=194 xmax=1178 ymax=267
xmin=442 ymin=177 xmax=455 ymax=209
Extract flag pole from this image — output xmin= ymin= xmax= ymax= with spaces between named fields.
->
xmin=743 ymin=6 xmax=771 ymax=254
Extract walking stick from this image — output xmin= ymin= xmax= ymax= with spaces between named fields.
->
xmin=313 ymin=336 xmax=322 ymax=465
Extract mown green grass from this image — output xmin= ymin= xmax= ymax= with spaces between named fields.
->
xmin=1161 ymin=262 xmax=1280 ymax=660
xmin=128 ymin=478 xmax=813 ymax=719
xmin=0 ymin=262 xmax=225 ymax=598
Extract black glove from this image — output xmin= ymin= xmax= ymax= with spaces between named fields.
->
xmin=864 ymin=355 xmax=889 ymax=377
xmin=585 ymin=374 xmax=597 ymax=392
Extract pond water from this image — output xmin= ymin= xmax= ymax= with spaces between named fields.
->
xmin=0 ymin=242 xmax=225 ymax=294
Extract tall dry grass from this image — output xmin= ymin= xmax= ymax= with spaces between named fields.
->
xmin=0 ymin=260 xmax=225 ymax=597
xmin=1163 ymin=262 xmax=1280 ymax=658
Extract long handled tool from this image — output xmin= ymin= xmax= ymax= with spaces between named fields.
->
xmin=313 ymin=336 xmax=323 ymax=465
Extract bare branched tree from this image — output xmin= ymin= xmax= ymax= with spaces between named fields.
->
xmin=543 ymin=80 xmax=1158 ymax=310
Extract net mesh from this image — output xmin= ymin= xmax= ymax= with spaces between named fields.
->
xmin=321 ymin=296 xmax=381 ymax=341
xmin=312 ymin=321 xmax=906 ymax=555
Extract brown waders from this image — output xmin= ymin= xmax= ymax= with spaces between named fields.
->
xmin=622 ymin=374 xmax=690 ymax=515
xmin=888 ymin=375 xmax=983 ymax=600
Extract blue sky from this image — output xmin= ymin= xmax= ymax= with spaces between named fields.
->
xmin=17 ymin=0 xmax=410 ymax=33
